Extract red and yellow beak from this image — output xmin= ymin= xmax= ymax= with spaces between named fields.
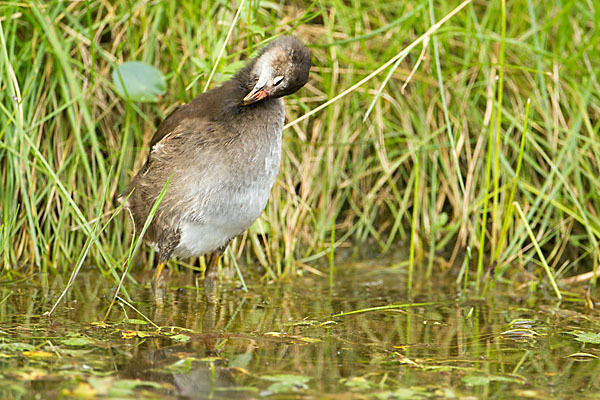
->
xmin=242 ymin=86 xmax=268 ymax=105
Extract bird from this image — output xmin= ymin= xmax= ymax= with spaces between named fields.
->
xmin=121 ymin=36 xmax=311 ymax=304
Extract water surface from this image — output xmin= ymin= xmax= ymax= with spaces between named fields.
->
xmin=0 ymin=264 xmax=599 ymax=399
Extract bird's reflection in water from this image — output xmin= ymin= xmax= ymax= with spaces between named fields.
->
xmin=121 ymin=293 xmax=253 ymax=400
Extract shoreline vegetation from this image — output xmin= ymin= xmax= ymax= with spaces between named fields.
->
xmin=1 ymin=1 xmax=599 ymax=297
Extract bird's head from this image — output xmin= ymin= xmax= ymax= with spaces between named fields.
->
xmin=241 ymin=36 xmax=311 ymax=105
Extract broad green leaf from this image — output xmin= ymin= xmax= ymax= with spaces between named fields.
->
xmin=112 ymin=61 xmax=166 ymax=102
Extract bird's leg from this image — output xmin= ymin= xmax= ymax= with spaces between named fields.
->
xmin=153 ymin=231 xmax=179 ymax=307
xmin=203 ymin=252 xmax=220 ymax=304
xmin=153 ymin=260 xmax=169 ymax=306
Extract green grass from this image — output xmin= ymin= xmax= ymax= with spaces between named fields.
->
xmin=0 ymin=0 xmax=599 ymax=295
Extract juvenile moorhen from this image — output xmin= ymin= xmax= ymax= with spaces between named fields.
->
xmin=121 ymin=36 xmax=311 ymax=303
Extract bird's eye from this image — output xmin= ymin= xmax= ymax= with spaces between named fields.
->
xmin=273 ymin=76 xmax=284 ymax=86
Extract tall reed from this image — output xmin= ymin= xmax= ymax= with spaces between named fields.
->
xmin=0 ymin=1 xmax=598 ymax=291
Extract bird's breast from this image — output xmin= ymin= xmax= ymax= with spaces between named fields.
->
xmin=173 ymin=150 xmax=280 ymax=258
xmin=171 ymin=101 xmax=284 ymax=257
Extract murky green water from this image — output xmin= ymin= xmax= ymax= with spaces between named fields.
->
xmin=0 ymin=265 xmax=599 ymax=399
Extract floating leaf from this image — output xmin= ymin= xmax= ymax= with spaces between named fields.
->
xmin=260 ymin=374 xmax=310 ymax=395
xmin=462 ymin=375 xmax=491 ymax=386
xmin=340 ymin=376 xmax=372 ymax=390
xmin=56 ymin=348 xmax=95 ymax=357
xmin=10 ymin=368 xmax=49 ymax=381
xmin=61 ymin=336 xmax=95 ymax=347
xmin=571 ymin=331 xmax=600 ymax=344
xmin=375 ymin=388 xmax=428 ymax=399
xmin=462 ymin=375 xmax=523 ymax=386
xmin=62 ymin=382 xmax=97 ymax=398
xmin=87 ymin=377 xmax=112 ymax=396
xmin=170 ymin=334 xmax=190 ymax=343
xmin=22 ymin=351 xmax=54 ymax=358
xmin=90 ymin=321 xmax=110 ymax=329
xmin=109 ymin=378 xmax=164 ymax=397
xmin=123 ymin=318 xmax=148 ymax=325
xmin=113 ymin=379 xmax=163 ymax=390
xmin=112 ymin=61 xmax=166 ymax=102
xmin=0 ymin=343 xmax=35 ymax=352
xmin=121 ymin=330 xmax=153 ymax=339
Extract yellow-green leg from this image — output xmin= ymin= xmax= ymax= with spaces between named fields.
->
xmin=153 ymin=262 xmax=168 ymax=306
xmin=203 ymin=253 xmax=220 ymax=303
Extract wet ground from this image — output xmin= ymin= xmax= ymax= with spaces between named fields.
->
xmin=1 ymin=263 xmax=599 ymax=399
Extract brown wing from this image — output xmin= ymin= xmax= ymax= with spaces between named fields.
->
xmin=149 ymin=84 xmax=234 ymax=149
xmin=149 ymin=105 xmax=186 ymax=148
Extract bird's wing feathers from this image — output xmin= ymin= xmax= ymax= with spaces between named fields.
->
xmin=149 ymin=105 xmax=186 ymax=149
xmin=149 ymin=84 xmax=236 ymax=151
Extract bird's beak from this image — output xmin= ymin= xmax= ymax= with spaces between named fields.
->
xmin=242 ymin=86 xmax=268 ymax=105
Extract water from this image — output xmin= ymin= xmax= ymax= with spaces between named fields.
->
xmin=0 ymin=264 xmax=598 ymax=399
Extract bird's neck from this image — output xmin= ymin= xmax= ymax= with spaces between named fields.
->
xmin=232 ymin=57 xmax=259 ymax=94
